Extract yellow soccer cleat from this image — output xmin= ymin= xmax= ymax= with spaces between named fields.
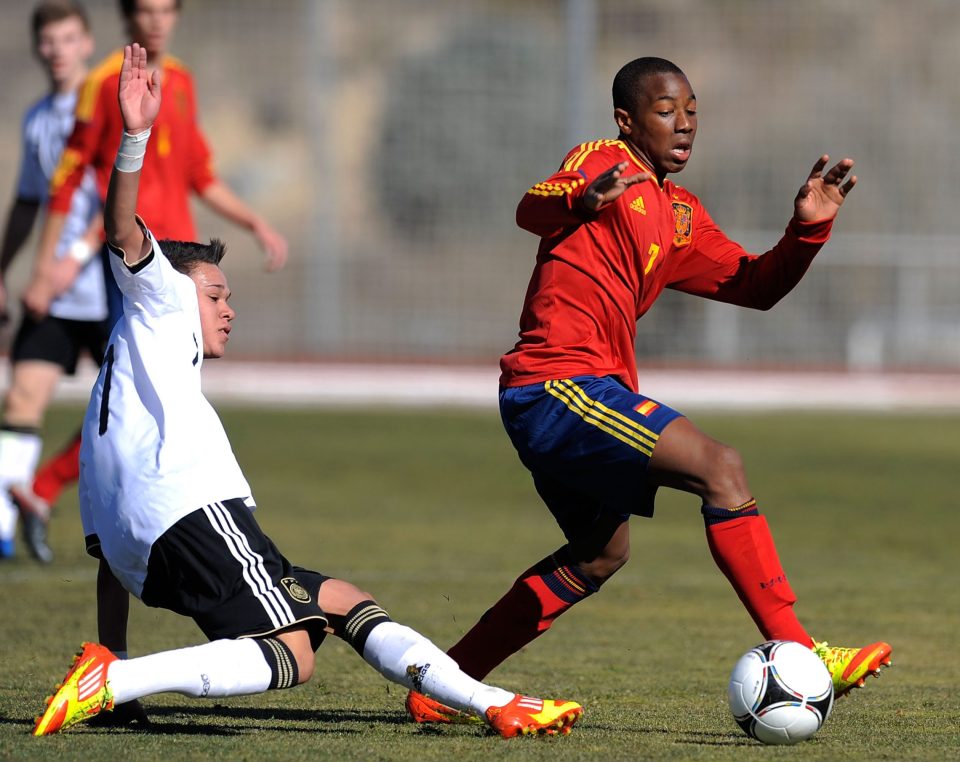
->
xmin=33 ymin=643 xmax=117 ymax=736
xmin=405 ymin=690 xmax=482 ymax=725
xmin=485 ymin=694 xmax=582 ymax=738
xmin=812 ymin=640 xmax=892 ymax=697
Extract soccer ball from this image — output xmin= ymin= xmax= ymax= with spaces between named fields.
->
xmin=727 ymin=639 xmax=834 ymax=745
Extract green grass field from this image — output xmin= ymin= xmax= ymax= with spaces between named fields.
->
xmin=1 ymin=404 xmax=958 ymax=760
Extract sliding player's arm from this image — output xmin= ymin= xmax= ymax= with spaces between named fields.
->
xmin=104 ymin=44 xmax=159 ymax=264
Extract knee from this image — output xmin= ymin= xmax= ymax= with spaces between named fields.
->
xmin=702 ymin=442 xmax=749 ymax=505
xmin=578 ymin=543 xmax=629 ymax=586
xmin=3 ymin=383 xmax=43 ymax=426
xmin=291 ymin=638 xmax=317 ymax=685
xmin=273 ymin=631 xmax=316 ymax=685
xmin=295 ymin=652 xmax=315 ymax=684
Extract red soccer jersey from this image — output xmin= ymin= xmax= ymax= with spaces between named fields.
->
xmin=48 ymin=49 xmax=216 ymax=241
xmin=501 ymin=139 xmax=833 ymax=391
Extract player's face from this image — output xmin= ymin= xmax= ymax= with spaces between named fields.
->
xmin=128 ymin=0 xmax=179 ymax=58
xmin=35 ymin=16 xmax=93 ymax=91
xmin=191 ymin=263 xmax=235 ymax=359
xmin=615 ymin=72 xmax=697 ymax=180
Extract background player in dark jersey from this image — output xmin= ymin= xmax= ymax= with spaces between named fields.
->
xmin=407 ymin=57 xmax=892 ymax=725
xmin=32 ymin=44 xmax=582 ymax=740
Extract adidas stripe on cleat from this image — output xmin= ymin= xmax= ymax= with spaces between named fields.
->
xmin=485 ymin=694 xmax=582 ymax=738
xmin=33 ymin=643 xmax=117 ymax=735
xmin=812 ymin=640 xmax=892 ymax=697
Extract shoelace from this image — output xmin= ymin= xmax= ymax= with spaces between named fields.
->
xmin=812 ymin=641 xmax=855 ymax=670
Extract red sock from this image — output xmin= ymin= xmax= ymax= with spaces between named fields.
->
xmin=703 ymin=503 xmax=812 ymax=647
xmin=447 ymin=551 xmax=598 ymax=680
xmin=32 ymin=431 xmax=82 ymax=505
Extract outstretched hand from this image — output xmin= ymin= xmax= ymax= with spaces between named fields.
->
xmin=582 ymin=162 xmax=652 ymax=212
xmin=118 ymin=43 xmax=161 ymax=135
xmin=794 ymin=155 xmax=857 ymax=223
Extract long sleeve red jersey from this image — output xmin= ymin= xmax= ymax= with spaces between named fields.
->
xmin=500 ymin=139 xmax=833 ymax=391
xmin=48 ymin=50 xmax=216 ymax=241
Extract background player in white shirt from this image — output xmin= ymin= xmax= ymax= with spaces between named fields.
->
xmin=33 ymin=44 xmax=583 ymax=739
xmin=0 ymin=1 xmax=106 ymax=563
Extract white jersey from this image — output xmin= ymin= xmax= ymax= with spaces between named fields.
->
xmin=79 ymin=225 xmax=253 ymax=596
xmin=18 ymin=90 xmax=106 ymax=321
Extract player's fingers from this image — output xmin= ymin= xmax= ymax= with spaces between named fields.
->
xmin=595 ymin=161 xmax=629 ymax=184
xmin=807 ymin=154 xmax=829 ymax=180
xmin=840 ymin=175 xmax=857 ymax=196
xmin=621 ymin=171 xmax=653 ymax=187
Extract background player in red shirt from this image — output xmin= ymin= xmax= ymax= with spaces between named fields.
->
xmin=407 ymin=56 xmax=892 ymax=724
xmin=12 ymin=0 xmax=288 ymax=564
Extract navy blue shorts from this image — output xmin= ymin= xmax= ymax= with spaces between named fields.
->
xmin=500 ymin=376 xmax=683 ymax=539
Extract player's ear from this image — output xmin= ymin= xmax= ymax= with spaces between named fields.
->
xmin=614 ymin=107 xmax=633 ymax=136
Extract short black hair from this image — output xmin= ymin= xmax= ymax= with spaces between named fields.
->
xmin=32 ymin=0 xmax=90 ymax=42
xmin=612 ymin=57 xmax=687 ymax=113
xmin=118 ymin=0 xmax=182 ymax=19
xmin=160 ymin=238 xmax=226 ymax=275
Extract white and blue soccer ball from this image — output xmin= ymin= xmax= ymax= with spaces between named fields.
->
xmin=727 ymin=639 xmax=834 ymax=745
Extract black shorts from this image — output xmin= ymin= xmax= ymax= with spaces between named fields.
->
xmin=11 ymin=313 xmax=110 ymax=374
xmin=140 ymin=498 xmax=329 ymax=651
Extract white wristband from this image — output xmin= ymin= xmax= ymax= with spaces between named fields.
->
xmin=67 ymin=239 xmax=94 ymax=265
xmin=114 ymin=128 xmax=151 ymax=173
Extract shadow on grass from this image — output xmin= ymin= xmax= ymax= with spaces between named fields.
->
xmin=587 ymin=721 xmax=753 ymax=747
xmin=2 ymin=704 xmax=412 ymax=737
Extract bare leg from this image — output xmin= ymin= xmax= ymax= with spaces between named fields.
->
xmin=648 ymin=417 xmax=810 ymax=644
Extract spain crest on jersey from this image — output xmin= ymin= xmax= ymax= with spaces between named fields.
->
xmin=672 ymin=201 xmax=693 ymax=246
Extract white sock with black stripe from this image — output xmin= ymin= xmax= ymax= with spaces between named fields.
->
xmin=108 ymin=638 xmax=272 ymax=704
xmin=360 ymin=622 xmax=513 ymax=716
xmin=336 ymin=600 xmax=391 ymax=655
xmin=254 ymin=637 xmax=299 ymax=689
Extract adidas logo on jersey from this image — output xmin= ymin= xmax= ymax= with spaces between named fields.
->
xmin=629 ymin=196 xmax=647 ymax=215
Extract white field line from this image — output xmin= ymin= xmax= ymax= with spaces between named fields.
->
xmin=38 ymin=360 xmax=960 ymax=411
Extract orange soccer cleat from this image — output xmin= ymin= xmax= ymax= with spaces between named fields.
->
xmin=405 ymin=690 xmax=481 ymax=724
xmin=812 ymin=640 xmax=893 ymax=697
xmin=34 ymin=643 xmax=117 ymax=735
xmin=485 ymin=694 xmax=582 ymax=738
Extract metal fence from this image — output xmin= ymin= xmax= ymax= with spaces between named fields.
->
xmin=1 ymin=0 xmax=958 ymax=369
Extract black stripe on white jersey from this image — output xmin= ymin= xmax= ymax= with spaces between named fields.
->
xmin=202 ymin=502 xmax=295 ymax=629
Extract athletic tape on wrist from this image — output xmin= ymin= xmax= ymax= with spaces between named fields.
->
xmin=67 ymin=239 xmax=94 ymax=265
xmin=114 ymin=128 xmax=151 ymax=173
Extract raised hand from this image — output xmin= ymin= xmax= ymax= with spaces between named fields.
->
xmin=582 ymin=162 xmax=652 ymax=212
xmin=794 ymin=155 xmax=857 ymax=223
xmin=118 ymin=43 xmax=161 ymax=135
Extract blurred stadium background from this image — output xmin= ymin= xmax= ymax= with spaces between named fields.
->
xmin=1 ymin=0 xmax=959 ymax=375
